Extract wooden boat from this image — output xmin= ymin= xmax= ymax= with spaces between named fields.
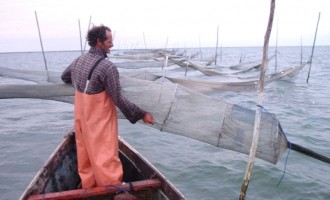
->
xmin=19 ymin=131 xmax=186 ymax=200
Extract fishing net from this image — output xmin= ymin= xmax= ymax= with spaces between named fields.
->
xmin=164 ymin=63 xmax=307 ymax=94
xmin=0 ymin=71 xmax=288 ymax=164
xmin=119 ymin=76 xmax=288 ymax=164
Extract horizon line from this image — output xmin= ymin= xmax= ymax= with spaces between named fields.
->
xmin=1 ymin=45 xmax=329 ymax=54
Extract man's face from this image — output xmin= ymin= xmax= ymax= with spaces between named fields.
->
xmin=97 ymin=30 xmax=113 ymax=54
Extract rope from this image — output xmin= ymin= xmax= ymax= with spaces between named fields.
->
xmin=105 ymin=182 xmax=135 ymax=195
xmin=160 ymin=83 xmax=178 ymax=131
xmin=105 ymin=185 xmax=129 ymax=195
xmin=276 ymin=141 xmax=291 ymax=187
xmin=256 ymin=104 xmax=279 ymax=122
xmin=256 ymin=105 xmax=291 ymax=187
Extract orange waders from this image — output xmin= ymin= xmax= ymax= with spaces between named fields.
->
xmin=74 ymin=90 xmax=123 ymax=188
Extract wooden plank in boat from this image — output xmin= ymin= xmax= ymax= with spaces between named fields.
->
xmin=19 ymin=132 xmax=186 ymax=200
xmin=27 ymin=179 xmax=161 ymax=200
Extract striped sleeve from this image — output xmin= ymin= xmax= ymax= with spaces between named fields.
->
xmin=61 ymin=58 xmax=79 ymax=84
xmin=103 ymin=64 xmax=146 ymax=124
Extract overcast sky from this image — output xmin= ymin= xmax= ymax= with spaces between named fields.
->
xmin=0 ymin=0 xmax=329 ymax=52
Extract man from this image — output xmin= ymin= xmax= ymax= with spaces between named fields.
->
xmin=61 ymin=25 xmax=155 ymax=188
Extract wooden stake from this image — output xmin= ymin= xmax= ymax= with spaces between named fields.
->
xmin=184 ymin=55 xmax=191 ymax=76
xmin=239 ymin=53 xmax=246 ymax=63
xmin=239 ymin=0 xmax=275 ymax=199
xmin=143 ymin=32 xmax=147 ymax=49
xmin=215 ymin=25 xmax=219 ymax=65
xmin=306 ymin=12 xmax=321 ymax=83
xmin=34 ymin=11 xmax=50 ymax=82
xmin=275 ymin=19 xmax=278 ymax=71
xmin=83 ymin=16 xmax=92 ymax=52
xmin=300 ymin=37 xmax=303 ymax=65
xmin=219 ymin=44 xmax=222 ymax=64
xmin=164 ymin=36 xmax=169 ymax=50
xmin=78 ymin=19 xmax=83 ymax=55
xmin=162 ymin=55 xmax=169 ymax=80
xmin=199 ymin=35 xmax=203 ymax=60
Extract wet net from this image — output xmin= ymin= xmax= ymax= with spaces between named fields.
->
xmin=0 ymin=71 xmax=288 ymax=164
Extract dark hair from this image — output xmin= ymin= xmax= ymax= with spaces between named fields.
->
xmin=87 ymin=25 xmax=111 ymax=47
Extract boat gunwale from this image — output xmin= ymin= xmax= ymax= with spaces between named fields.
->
xmin=19 ymin=131 xmax=186 ymax=200
xmin=118 ymin=136 xmax=186 ymax=200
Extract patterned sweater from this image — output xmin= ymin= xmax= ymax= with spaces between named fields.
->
xmin=61 ymin=47 xmax=146 ymax=124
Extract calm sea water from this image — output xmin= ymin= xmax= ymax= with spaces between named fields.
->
xmin=0 ymin=46 xmax=329 ymax=200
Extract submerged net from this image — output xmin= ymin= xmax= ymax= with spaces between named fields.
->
xmin=166 ymin=63 xmax=308 ymax=93
xmin=120 ymin=76 xmax=288 ymax=164
xmin=0 ymin=72 xmax=288 ymax=164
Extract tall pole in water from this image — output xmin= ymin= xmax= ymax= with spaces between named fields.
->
xmin=83 ymin=16 xmax=92 ymax=52
xmin=35 ymin=11 xmax=50 ymax=82
xmin=275 ymin=19 xmax=278 ymax=71
xmin=306 ymin=12 xmax=321 ymax=83
xmin=239 ymin=0 xmax=275 ymax=199
xmin=78 ymin=19 xmax=83 ymax=55
xmin=214 ymin=25 xmax=219 ymax=65
xmin=143 ymin=32 xmax=148 ymax=49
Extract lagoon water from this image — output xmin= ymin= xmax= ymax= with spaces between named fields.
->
xmin=0 ymin=46 xmax=329 ymax=200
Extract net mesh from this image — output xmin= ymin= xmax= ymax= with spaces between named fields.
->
xmin=120 ymin=76 xmax=288 ymax=164
xmin=0 ymin=73 xmax=288 ymax=164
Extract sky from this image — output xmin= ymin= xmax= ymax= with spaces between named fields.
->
xmin=0 ymin=0 xmax=329 ymax=52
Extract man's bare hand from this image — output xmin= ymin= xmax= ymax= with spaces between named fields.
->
xmin=143 ymin=112 xmax=155 ymax=125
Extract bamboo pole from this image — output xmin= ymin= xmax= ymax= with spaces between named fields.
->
xmin=239 ymin=53 xmax=245 ymax=63
xmin=239 ymin=0 xmax=275 ymax=199
xmin=275 ymin=19 xmax=278 ymax=71
xmin=34 ymin=11 xmax=50 ymax=82
xmin=214 ymin=25 xmax=219 ymax=65
xmin=306 ymin=12 xmax=321 ymax=83
xmin=199 ymin=35 xmax=203 ymax=60
xmin=143 ymin=32 xmax=147 ymax=49
xmin=184 ymin=55 xmax=191 ymax=76
xmin=162 ymin=55 xmax=169 ymax=80
xmin=83 ymin=16 xmax=92 ymax=52
xmin=78 ymin=19 xmax=83 ymax=55
xmin=300 ymin=37 xmax=303 ymax=65
xmin=164 ymin=36 xmax=169 ymax=50
xmin=113 ymin=31 xmax=116 ymax=41
xmin=219 ymin=44 xmax=222 ymax=64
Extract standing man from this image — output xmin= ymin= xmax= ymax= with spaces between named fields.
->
xmin=61 ymin=24 xmax=155 ymax=188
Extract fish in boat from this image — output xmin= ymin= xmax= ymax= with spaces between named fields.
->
xmin=19 ymin=131 xmax=186 ymax=200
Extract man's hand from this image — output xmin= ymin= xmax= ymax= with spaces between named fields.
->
xmin=143 ymin=112 xmax=155 ymax=125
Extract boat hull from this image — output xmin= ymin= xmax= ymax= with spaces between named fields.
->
xmin=19 ymin=131 xmax=185 ymax=200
